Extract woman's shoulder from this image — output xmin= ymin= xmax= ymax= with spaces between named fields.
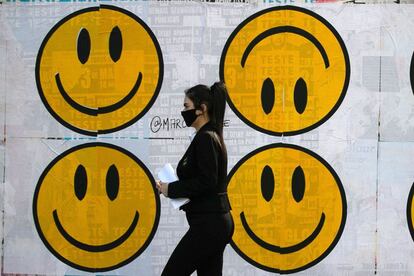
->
xmin=190 ymin=122 xmax=221 ymax=147
xmin=195 ymin=130 xmax=215 ymax=142
xmin=194 ymin=130 xmax=221 ymax=151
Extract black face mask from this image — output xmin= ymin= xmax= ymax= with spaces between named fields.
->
xmin=181 ymin=109 xmax=200 ymax=127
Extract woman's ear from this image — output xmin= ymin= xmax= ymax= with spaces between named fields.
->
xmin=200 ymin=103 xmax=207 ymax=114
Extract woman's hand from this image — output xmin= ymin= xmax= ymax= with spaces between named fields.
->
xmin=156 ymin=180 xmax=169 ymax=197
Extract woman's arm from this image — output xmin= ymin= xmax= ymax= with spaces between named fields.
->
xmin=168 ymin=132 xmax=219 ymax=198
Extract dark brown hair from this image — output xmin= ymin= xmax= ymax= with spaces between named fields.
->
xmin=185 ymin=81 xmax=228 ymax=158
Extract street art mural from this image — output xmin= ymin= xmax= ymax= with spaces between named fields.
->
xmin=1 ymin=2 xmax=414 ymax=275
xmin=227 ymin=143 xmax=346 ymax=273
xmin=220 ymin=6 xmax=350 ymax=136
xmin=35 ymin=5 xmax=163 ymax=135
xmin=33 ymin=142 xmax=160 ymax=272
xmin=33 ymin=5 xmax=162 ymax=272
xmin=221 ymin=6 xmax=348 ymax=273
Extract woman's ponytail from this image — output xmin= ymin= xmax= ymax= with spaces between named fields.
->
xmin=209 ymin=82 xmax=227 ymax=164
xmin=209 ymin=81 xmax=227 ymax=138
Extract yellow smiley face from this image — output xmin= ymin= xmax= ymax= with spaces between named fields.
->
xmin=407 ymin=182 xmax=414 ymax=242
xmin=220 ymin=6 xmax=350 ymax=136
xmin=36 ymin=5 xmax=163 ymax=136
xmin=227 ymin=144 xmax=346 ymax=273
xmin=33 ymin=143 xmax=160 ymax=272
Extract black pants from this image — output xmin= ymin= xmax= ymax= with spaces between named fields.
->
xmin=161 ymin=212 xmax=234 ymax=276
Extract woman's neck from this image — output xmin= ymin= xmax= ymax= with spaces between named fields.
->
xmin=193 ymin=118 xmax=209 ymax=132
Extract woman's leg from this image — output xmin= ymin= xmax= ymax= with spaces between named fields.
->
xmin=161 ymin=228 xmax=199 ymax=276
xmin=195 ymin=245 xmax=226 ymax=276
xmin=196 ymin=212 xmax=234 ymax=276
xmin=161 ymin=212 xmax=234 ymax=276
xmin=161 ymin=226 xmax=223 ymax=276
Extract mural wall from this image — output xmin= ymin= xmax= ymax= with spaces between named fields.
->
xmin=1 ymin=1 xmax=414 ymax=275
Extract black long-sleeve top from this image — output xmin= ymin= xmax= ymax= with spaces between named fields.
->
xmin=167 ymin=121 xmax=231 ymax=213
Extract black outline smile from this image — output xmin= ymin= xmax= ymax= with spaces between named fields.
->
xmin=55 ymin=72 xmax=143 ymax=116
xmin=53 ymin=209 xmax=140 ymax=252
xmin=240 ymin=211 xmax=325 ymax=254
xmin=241 ymin=26 xmax=330 ymax=69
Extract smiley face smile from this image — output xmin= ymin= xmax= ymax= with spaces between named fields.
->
xmin=240 ymin=211 xmax=325 ymax=254
xmin=53 ymin=210 xmax=140 ymax=252
xmin=241 ymin=26 xmax=330 ymax=69
xmin=55 ymin=72 xmax=142 ymax=116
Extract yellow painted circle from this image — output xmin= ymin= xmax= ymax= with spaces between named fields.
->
xmin=220 ymin=6 xmax=349 ymax=136
xmin=227 ymin=143 xmax=346 ymax=273
xmin=36 ymin=5 xmax=163 ymax=136
xmin=33 ymin=143 xmax=160 ymax=272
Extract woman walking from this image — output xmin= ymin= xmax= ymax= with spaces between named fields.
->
xmin=156 ymin=81 xmax=234 ymax=276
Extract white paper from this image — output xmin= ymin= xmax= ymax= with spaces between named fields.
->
xmin=158 ymin=163 xmax=190 ymax=209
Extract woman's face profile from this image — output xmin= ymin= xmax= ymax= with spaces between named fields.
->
xmin=182 ymin=96 xmax=205 ymax=128
xmin=183 ymin=96 xmax=195 ymax=111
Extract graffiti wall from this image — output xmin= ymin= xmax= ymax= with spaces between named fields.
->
xmin=1 ymin=1 xmax=414 ymax=275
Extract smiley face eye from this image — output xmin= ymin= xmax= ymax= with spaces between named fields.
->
xmin=261 ymin=78 xmax=275 ymax=115
xmin=106 ymin=164 xmax=119 ymax=201
xmin=109 ymin=26 xmax=122 ymax=62
xmin=294 ymin=78 xmax=307 ymax=114
xmin=292 ymin=166 xmax=305 ymax=202
xmin=261 ymin=165 xmax=275 ymax=202
xmin=74 ymin=165 xmax=87 ymax=200
xmin=77 ymin=28 xmax=91 ymax=64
